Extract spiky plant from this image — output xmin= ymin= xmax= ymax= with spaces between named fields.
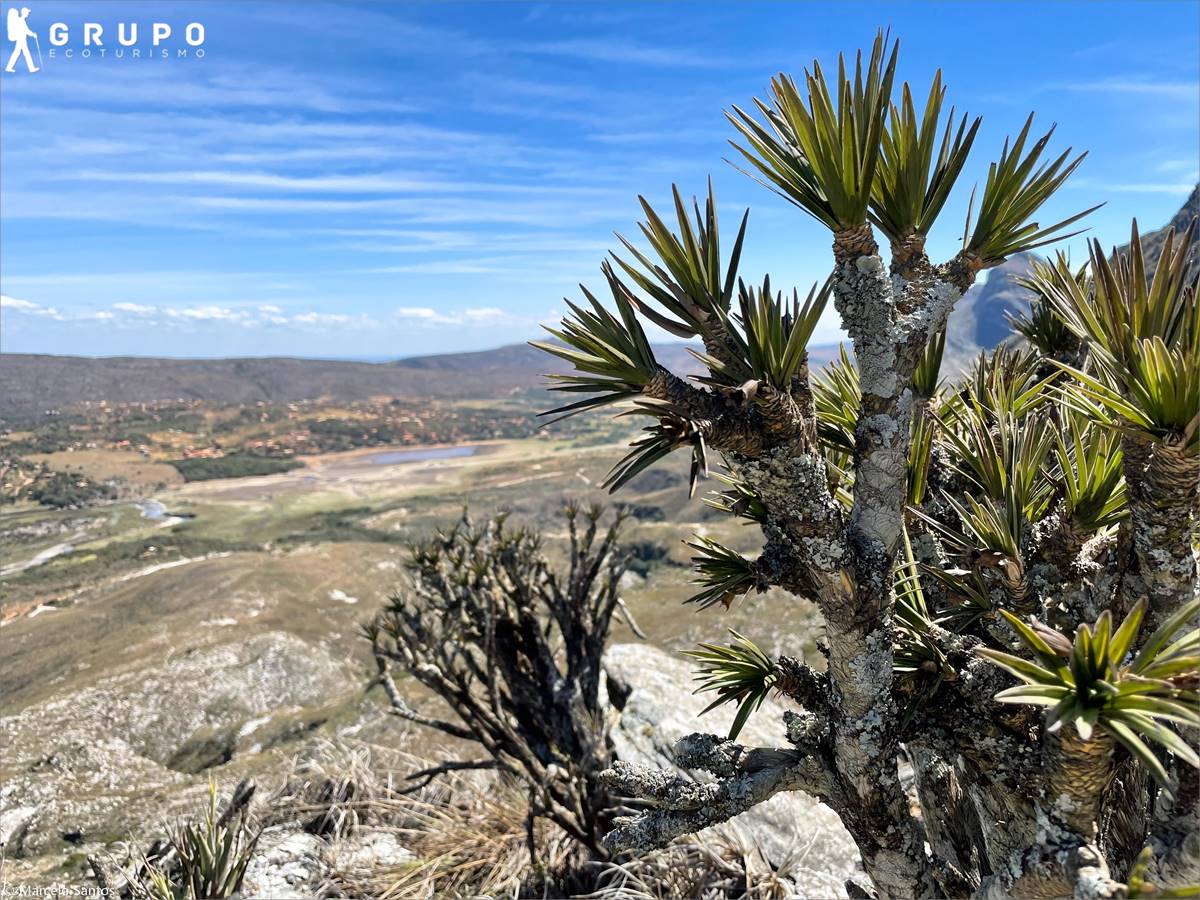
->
xmin=871 ymin=73 xmax=980 ymax=247
xmin=950 ymin=344 xmax=1050 ymax=419
xmin=980 ymin=600 xmax=1200 ymax=790
xmin=1054 ymin=413 xmax=1127 ymax=534
xmin=812 ymin=344 xmax=859 ymax=503
xmin=531 ymin=29 xmax=1199 ymax=899
xmin=704 ymin=467 xmax=769 ymax=525
xmin=686 ymin=630 xmax=780 ymax=740
xmin=893 ymin=528 xmax=947 ymax=681
xmin=1011 ymin=254 xmax=1086 ymax=360
xmin=1039 ymin=221 xmax=1200 ymax=453
xmin=611 ymin=181 xmax=747 ymax=359
xmin=961 ymin=114 xmax=1100 ymax=266
xmin=607 ymin=399 xmax=709 ymax=496
xmin=720 ymin=276 xmax=829 ymax=391
xmin=727 ymin=30 xmax=898 ymax=235
xmin=684 ymin=535 xmax=759 ymax=610
xmin=106 ymin=781 xmax=260 ymax=900
xmin=535 ymin=265 xmax=662 ymax=422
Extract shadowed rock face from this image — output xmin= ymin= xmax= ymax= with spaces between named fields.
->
xmin=967 ymin=253 xmax=1038 ymax=349
xmin=943 ymin=183 xmax=1199 ymax=373
xmin=602 ymin=642 xmax=862 ymax=899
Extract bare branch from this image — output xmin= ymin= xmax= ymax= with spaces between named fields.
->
xmin=399 ymin=760 xmax=499 ymax=795
xmin=600 ymin=750 xmax=828 ymax=852
xmin=372 ymin=651 xmax=474 ymax=741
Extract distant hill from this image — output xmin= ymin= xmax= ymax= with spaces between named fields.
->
xmin=944 ymin=183 xmax=1199 ymax=371
xmin=945 ymin=253 xmax=1037 ymax=368
xmin=5 ymin=187 xmax=1192 ymax=419
xmin=0 ymin=346 xmax=547 ymax=419
xmin=0 ymin=329 xmax=855 ymax=420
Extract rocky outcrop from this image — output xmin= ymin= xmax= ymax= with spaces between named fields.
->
xmin=0 ymin=632 xmax=353 ymax=857
xmin=603 ymin=643 xmax=862 ymax=898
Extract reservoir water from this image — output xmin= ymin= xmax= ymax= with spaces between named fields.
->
xmin=366 ymin=445 xmax=478 ymax=465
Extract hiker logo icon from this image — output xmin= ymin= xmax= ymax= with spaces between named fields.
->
xmin=5 ymin=6 xmax=42 ymax=73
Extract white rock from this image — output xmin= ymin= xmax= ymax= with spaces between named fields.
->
xmin=242 ymin=827 xmax=326 ymax=899
xmin=603 ymin=643 xmax=861 ymax=899
xmin=330 ymin=828 xmax=413 ymax=874
xmin=0 ymin=805 xmax=38 ymax=853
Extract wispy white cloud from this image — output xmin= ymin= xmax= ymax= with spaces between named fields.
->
xmin=1157 ymin=159 xmax=1200 ymax=175
xmin=0 ymin=62 xmax=420 ymax=116
xmin=363 ymin=260 xmax=507 ymax=275
xmin=394 ymin=306 xmax=521 ymax=327
xmin=1 ymin=295 xmax=39 ymax=311
xmin=164 ymin=305 xmax=254 ymax=323
xmin=3 ymin=295 xmax=380 ymax=331
xmin=1 ymin=295 xmax=64 ymax=319
xmin=184 ymin=194 xmax=630 ymax=226
xmin=70 ymin=169 xmax=622 ymax=198
xmin=396 ymin=306 xmax=460 ymax=325
xmin=1059 ymin=78 xmax=1199 ymax=99
xmin=515 ymin=38 xmax=733 ymax=68
xmin=291 ymin=311 xmax=375 ymax=327
xmin=587 ymin=128 xmax=719 ymax=145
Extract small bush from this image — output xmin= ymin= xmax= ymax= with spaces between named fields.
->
xmin=368 ymin=503 xmax=637 ymax=862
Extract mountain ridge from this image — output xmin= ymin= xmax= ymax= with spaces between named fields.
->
xmin=0 ymin=342 xmax=846 ymax=419
xmin=943 ymin=184 xmax=1198 ymax=367
xmin=4 ymin=186 xmax=1195 ymax=419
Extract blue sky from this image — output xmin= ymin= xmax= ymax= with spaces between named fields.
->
xmin=1 ymin=0 xmax=1196 ymax=359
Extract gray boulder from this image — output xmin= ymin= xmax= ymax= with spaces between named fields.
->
xmin=240 ymin=825 xmax=414 ymax=899
xmin=604 ymin=642 xmax=861 ymax=899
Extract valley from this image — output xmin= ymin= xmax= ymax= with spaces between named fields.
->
xmin=0 ymin=414 xmax=822 ymax=889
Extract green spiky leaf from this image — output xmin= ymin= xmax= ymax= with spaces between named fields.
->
xmin=685 ymin=630 xmax=778 ymax=740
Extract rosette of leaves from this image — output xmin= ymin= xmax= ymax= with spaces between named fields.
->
xmin=1038 ymin=220 xmax=1200 ymax=454
xmin=684 ymin=536 xmax=758 ymax=610
xmin=606 ymin=399 xmax=709 ymax=496
xmin=979 ymin=599 xmax=1200 ymax=790
xmin=686 ymin=630 xmax=778 ymax=740
xmin=1011 ymin=254 xmax=1085 ymax=360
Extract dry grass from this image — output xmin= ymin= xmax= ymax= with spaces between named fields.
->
xmin=268 ymin=742 xmax=574 ymax=898
xmin=362 ymin=775 xmax=575 ymax=899
xmin=264 ymin=741 xmax=850 ymax=900
xmin=28 ymin=449 xmax=183 ymax=488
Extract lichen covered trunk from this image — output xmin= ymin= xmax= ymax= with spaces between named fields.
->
xmin=1119 ymin=435 xmax=1200 ymax=885
xmin=821 ymin=239 xmax=961 ymax=899
xmin=1121 ymin=434 xmax=1200 ymax=629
